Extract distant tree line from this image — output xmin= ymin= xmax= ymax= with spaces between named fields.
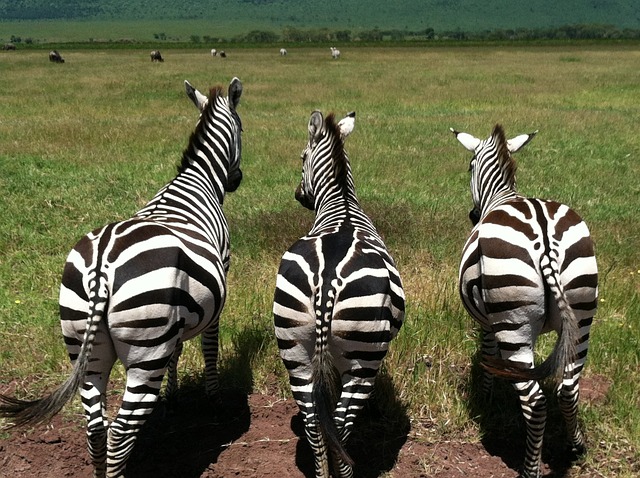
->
xmin=7 ymin=23 xmax=640 ymax=46
xmin=220 ymin=24 xmax=640 ymax=43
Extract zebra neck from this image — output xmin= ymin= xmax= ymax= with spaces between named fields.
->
xmin=312 ymin=195 xmax=373 ymax=234
xmin=480 ymin=189 xmax=519 ymax=215
xmin=180 ymin=155 xmax=229 ymax=204
xmin=136 ymin=164 xmax=223 ymax=223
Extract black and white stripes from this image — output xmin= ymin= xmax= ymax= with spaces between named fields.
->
xmin=273 ymin=111 xmax=405 ymax=478
xmin=0 ymin=78 xmax=243 ymax=478
xmin=453 ymin=124 xmax=598 ymax=478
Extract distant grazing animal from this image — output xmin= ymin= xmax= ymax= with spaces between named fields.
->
xmin=280 ymin=48 xmax=287 ymax=56
xmin=2 ymin=43 xmax=16 ymax=50
xmin=274 ymin=111 xmax=405 ymax=478
xmin=211 ymin=48 xmax=217 ymax=57
xmin=330 ymin=46 xmax=340 ymax=59
xmin=453 ymin=124 xmax=598 ymax=478
xmin=49 ymin=50 xmax=64 ymax=63
xmin=219 ymin=50 xmax=226 ymax=58
xmin=150 ymin=50 xmax=164 ymax=62
xmin=0 ymin=77 xmax=244 ymax=478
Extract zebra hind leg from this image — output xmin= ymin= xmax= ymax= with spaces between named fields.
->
xmin=513 ymin=379 xmax=547 ymax=478
xmin=78 ymin=345 xmax=115 ymax=478
xmin=557 ymin=314 xmax=592 ymax=461
xmin=330 ymin=374 xmax=379 ymax=478
xmin=164 ymin=341 xmax=184 ymax=414
xmin=105 ymin=370 xmax=165 ymax=477
xmin=479 ymin=327 xmax=498 ymax=399
xmin=303 ymin=407 xmax=332 ymax=478
xmin=201 ymin=322 xmax=223 ymax=407
xmin=557 ymin=371 xmax=586 ymax=459
xmin=81 ymin=383 xmax=109 ymax=478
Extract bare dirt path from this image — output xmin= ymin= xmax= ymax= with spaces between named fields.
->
xmin=1 ymin=379 xmax=612 ymax=478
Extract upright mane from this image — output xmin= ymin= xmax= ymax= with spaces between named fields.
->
xmin=178 ymin=86 xmax=224 ymax=174
xmin=323 ymin=113 xmax=350 ymax=193
xmin=492 ymin=124 xmax=517 ymax=188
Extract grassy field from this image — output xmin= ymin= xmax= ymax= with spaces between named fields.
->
xmin=0 ymin=44 xmax=639 ymax=475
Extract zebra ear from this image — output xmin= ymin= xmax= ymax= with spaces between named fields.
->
xmin=337 ymin=111 xmax=356 ymax=139
xmin=450 ymin=128 xmax=481 ymax=152
xmin=507 ymin=131 xmax=538 ymax=153
xmin=228 ymin=77 xmax=243 ymax=111
xmin=184 ymin=80 xmax=208 ymax=112
xmin=309 ymin=110 xmax=324 ymax=143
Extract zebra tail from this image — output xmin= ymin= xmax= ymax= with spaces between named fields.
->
xmin=311 ymin=346 xmax=354 ymax=467
xmin=0 ymin=338 xmax=92 ymax=429
xmin=481 ymin=254 xmax=578 ymax=382
xmin=0 ymin=281 xmax=106 ymax=429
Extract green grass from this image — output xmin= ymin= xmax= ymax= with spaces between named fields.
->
xmin=1 ymin=44 xmax=639 ymax=475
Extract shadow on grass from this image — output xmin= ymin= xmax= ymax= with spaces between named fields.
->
xmin=291 ymin=369 xmax=411 ymax=478
xmin=466 ymin=350 xmax=580 ymax=478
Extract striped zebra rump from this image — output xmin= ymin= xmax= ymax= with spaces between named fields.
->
xmin=460 ymin=198 xmax=597 ymax=375
xmin=60 ymin=220 xmax=226 ymax=365
xmin=274 ymin=111 xmax=404 ymax=478
xmin=453 ymin=124 xmax=597 ymax=478
xmin=0 ymin=77 xmax=243 ymax=478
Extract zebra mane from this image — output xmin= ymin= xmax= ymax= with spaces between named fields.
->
xmin=492 ymin=123 xmax=517 ymax=188
xmin=323 ymin=113 xmax=350 ymax=193
xmin=177 ymin=86 xmax=224 ymax=175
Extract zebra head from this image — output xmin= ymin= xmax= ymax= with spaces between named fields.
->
xmin=225 ymin=77 xmax=244 ymax=192
xmin=451 ymin=124 xmax=537 ymax=215
xmin=180 ymin=78 xmax=243 ymax=195
xmin=295 ymin=110 xmax=356 ymax=211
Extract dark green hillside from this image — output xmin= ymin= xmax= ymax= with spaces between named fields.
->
xmin=1 ymin=0 xmax=639 ymax=31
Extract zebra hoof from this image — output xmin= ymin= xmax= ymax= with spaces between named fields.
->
xmin=567 ymin=442 xmax=587 ymax=462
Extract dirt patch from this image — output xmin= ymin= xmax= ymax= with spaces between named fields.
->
xmin=0 ymin=375 xmax=611 ymax=477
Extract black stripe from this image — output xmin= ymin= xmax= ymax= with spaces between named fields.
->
xmin=566 ymin=273 xmax=598 ymax=290
xmin=485 ymin=300 xmax=538 ymax=314
xmin=561 ymin=236 xmax=596 ymax=274
xmin=273 ymin=289 xmax=308 ymax=316
xmin=111 ymin=288 xmax=204 ymax=317
xmin=479 ymin=237 xmax=536 ymax=268
xmin=483 ymin=274 xmax=538 ymax=290
xmin=333 ymin=329 xmax=392 ymax=343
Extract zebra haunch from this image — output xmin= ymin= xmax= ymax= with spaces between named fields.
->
xmin=452 ymin=124 xmax=598 ymax=478
xmin=0 ymin=77 xmax=243 ymax=478
xmin=274 ymin=111 xmax=405 ymax=478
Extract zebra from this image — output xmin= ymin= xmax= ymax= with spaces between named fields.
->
xmin=49 ymin=50 xmax=65 ymax=63
xmin=273 ymin=111 xmax=405 ymax=478
xmin=150 ymin=49 xmax=164 ymax=62
xmin=330 ymin=47 xmax=340 ymax=59
xmin=452 ymin=124 xmax=598 ymax=478
xmin=280 ymin=48 xmax=287 ymax=56
xmin=0 ymin=77 xmax=244 ymax=478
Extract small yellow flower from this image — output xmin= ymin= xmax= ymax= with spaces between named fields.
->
xmin=14 ymin=299 xmax=21 ymax=304
xmin=599 ymin=298 xmax=605 ymax=303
